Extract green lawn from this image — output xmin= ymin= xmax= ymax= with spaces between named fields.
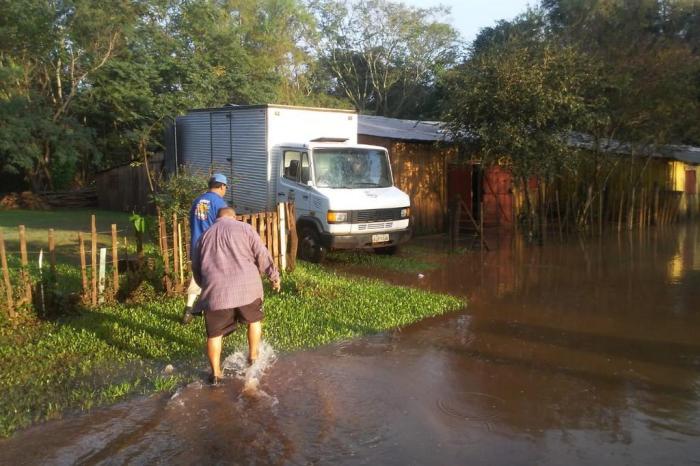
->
xmin=0 ymin=209 xmax=134 ymax=264
xmin=0 ymin=263 xmax=464 ymax=437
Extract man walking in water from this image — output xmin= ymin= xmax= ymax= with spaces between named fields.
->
xmin=182 ymin=173 xmax=228 ymax=324
xmin=192 ymin=207 xmax=280 ymax=385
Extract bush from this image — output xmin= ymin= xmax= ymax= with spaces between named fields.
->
xmin=151 ymin=171 xmax=208 ymax=221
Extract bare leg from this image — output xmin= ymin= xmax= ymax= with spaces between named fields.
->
xmin=207 ymin=336 xmax=223 ymax=377
xmin=248 ymin=321 xmax=262 ymax=362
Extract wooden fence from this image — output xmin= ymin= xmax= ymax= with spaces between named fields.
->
xmin=0 ymin=202 xmax=298 ymax=319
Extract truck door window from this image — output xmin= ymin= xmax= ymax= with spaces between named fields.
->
xmin=283 ymin=151 xmax=301 ymax=181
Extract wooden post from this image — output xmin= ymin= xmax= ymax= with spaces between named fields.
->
xmin=111 ymin=224 xmax=119 ymax=292
xmin=627 ymin=187 xmax=636 ymax=231
xmin=98 ymin=247 xmax=106 ymax=303
xmin=266 ymin=212 xmax=273 ymax=251
xmin=48 ymin=228 xmax=56 ymax=277
xmin=161 ymin=217 xmax=171 ymax=292
xmin=79 ymin=233 xmax=88 ymax=297
xmin=617 ymin=191 xmax=625 ymax=232
xmin=157 ymin=210 xmax=164 ymax=255
xmin=271 ymin=211 xmax=279 ymax=269
xmin=171 ymin=213 xmax=179 ymax=285
xmin=278 ymin=203 xmax=287 ymax=271
xmin=654 ymin=186 xmax=660 ymax=225
xmin=91 ymin=215 xmax=97 ymax=306
xmin=287 ymin=203 xmax=297 ymax=271
xmin=0 ymin=231 xmax=15 ymax=317
xmin=178 ymin=222 xmax=184 ymax=284
xmin=18 ymin=225 xmax=31 ymax=304
xmin=479 ymin=200 xmax=485 ymax=251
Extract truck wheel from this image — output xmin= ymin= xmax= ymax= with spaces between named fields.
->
xmin=374 ymin=245 xmax=398 ymax=255
xmin=299 ymin=226 xmax=327 ymax=263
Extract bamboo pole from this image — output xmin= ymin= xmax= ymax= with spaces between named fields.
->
xmin=172 ymin=213 xmax=179 ymax=285
xmin=111 ymin=224 xmax=119 ymax=292
xmin=18 ymin=225 xmax=31 ymax=304
xmin=0 ymin=231 xmax=15 ymax=317
xmin=91 ymin=215 xmax=97 ymax=306
xmin=79 ymin=232 xmax=88 ymax=297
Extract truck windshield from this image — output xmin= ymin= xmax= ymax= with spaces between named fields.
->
xmin=313 ymin=148 xmax=392 ymax=188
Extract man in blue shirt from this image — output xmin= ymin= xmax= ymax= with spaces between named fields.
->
xmin=182 ymin=173 xmax=229 ymax=324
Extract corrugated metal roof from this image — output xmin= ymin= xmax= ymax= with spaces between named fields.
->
xmin=358 ymin=115 xmax=451 ymax=142
xmin=360 ymin=115 xmax=700 ymax=165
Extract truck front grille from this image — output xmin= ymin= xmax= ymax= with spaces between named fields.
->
xmin=352 ymin=208 xmax=403 ymax=223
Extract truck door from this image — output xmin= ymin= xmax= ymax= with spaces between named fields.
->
xmin=278 ymin=149 xmax=312 ymax=217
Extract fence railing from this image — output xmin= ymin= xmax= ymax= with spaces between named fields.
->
xmin=0 ymin=202 xmax=298 ymax=319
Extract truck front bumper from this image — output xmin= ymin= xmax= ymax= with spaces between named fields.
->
xmin=320 ymin=228 xmax=412 ymax=250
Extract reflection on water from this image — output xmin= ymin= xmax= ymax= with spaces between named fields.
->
xmin=1 ymin=226 xmax=699 ymax=465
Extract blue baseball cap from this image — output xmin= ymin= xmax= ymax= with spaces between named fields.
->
xmin=210 ymin=173 xmax=227 ymax=185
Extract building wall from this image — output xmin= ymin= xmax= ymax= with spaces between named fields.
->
xmin=358 ymin=135 xmax=456 ymax=234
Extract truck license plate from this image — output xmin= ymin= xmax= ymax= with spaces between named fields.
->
xmin=372 ymin=234 xmax=389 ymax=243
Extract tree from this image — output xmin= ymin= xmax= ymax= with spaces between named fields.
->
xmin=0 ymin=0 xmax=138 ymax=190
xmin=309 ymin=0 xmax=461 ymax=118
xmin=441 ymin=11 xmax=606 ymax=230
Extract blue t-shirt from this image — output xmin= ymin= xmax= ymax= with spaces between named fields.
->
xmin=189 ymin=191 xmax=228 ymax=253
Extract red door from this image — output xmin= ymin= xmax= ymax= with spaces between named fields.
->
xmin=685 ymin=170 xmax=697 ymax=194
xmin=483 ymin=166 xmax=514 ymax=226
xmin=447 ymin=164 xmax=472 ymax=211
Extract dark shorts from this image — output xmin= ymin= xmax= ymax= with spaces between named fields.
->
xmin=204 ymin=298 xmax=264 ymax=338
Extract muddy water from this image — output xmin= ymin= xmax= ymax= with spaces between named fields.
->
xmin=2 ymin=226 xmax=700 ymax=465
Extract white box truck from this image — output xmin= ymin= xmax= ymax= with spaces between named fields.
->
xmin=169 ymin=104 xmax=411 ymax=261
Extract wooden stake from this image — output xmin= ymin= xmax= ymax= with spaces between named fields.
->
xmin=287 ymin=203 xmax=297 ymax=271
xmin=79 ymin=232 xmax=88 ymax=297
xmin=18 ymin=225 xmax=31 ymax=304
xmin=157 ymin=210 xmax=164 ymax=255
xmin=272 ymin=211 xmax=280 ymax=269
xmin=48 ymin=228 xmax=56 ymax=277
xmin=278 ymin=203 xmax=287 ymax=271
xmin=654 ymin=186 xmax=660 ymax=225
xmin=98 ymin=247 xmax=106 ymax=303
xmin=0 ymin=231 xmax=15 ymax=317
xmin=172 ymin=213 xmax=179 ymax=285
xmin=111 ymin=224 xmax=119 ymax=292
xmin=177 ymin=222 xmax=184 ymax=284
xmin=160 ymin=217 xmax=171 ymax=293
xmin=91 ymin=215 xmax=97 ymax=306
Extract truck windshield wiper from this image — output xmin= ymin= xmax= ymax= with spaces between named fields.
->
xmin=350 ymin=182 xmax=379 ymax=187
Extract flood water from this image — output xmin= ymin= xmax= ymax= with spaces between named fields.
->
xmin=2 ymin=226 xmax=700 ymax=465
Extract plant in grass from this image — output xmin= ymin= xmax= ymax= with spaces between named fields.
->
xmin=326 ymin=248 xmax=440 ymax=274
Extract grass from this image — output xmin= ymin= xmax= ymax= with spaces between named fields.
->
xmin=0 ymin=209 xmax=134 ymax=264
xmin=0 ymin=263 xmax=464 ymax=437
xmin=326 ymin=244 xmax=441 ymax=274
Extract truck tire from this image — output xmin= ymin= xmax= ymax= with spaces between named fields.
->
xmin=299 ymin=225 xmax=327 ymax=263
xmin=374 ymin=245 xmax=399 ymax=255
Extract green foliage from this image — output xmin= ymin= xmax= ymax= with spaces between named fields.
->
xmin=0 ymin=262 xmax=463 ymax=437
xmin=151 ymin=171 xmax=208 ymax=221
xmin=442 ymin=12 xmax=605 ymax=181
xmin=309 ymin=0 xmax=461 ymax=118
xmin=326 ymin=248 xmax=439 ymax=274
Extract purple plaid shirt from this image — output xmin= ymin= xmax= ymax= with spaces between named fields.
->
xmin=192 ymin=217 xmax=279 ymax=312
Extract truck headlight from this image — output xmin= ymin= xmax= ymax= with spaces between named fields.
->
xmin=400 ymin=207 xmax=410 ymax=218
xmin=327 ymin=211 xmax=349 ymax=223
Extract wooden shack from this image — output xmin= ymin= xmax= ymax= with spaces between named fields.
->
xmin=95 ymin=154 xmax=163 ymax=213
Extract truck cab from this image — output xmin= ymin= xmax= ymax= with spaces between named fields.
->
xmin=277 ymin=140 xmax=411 ymax=262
